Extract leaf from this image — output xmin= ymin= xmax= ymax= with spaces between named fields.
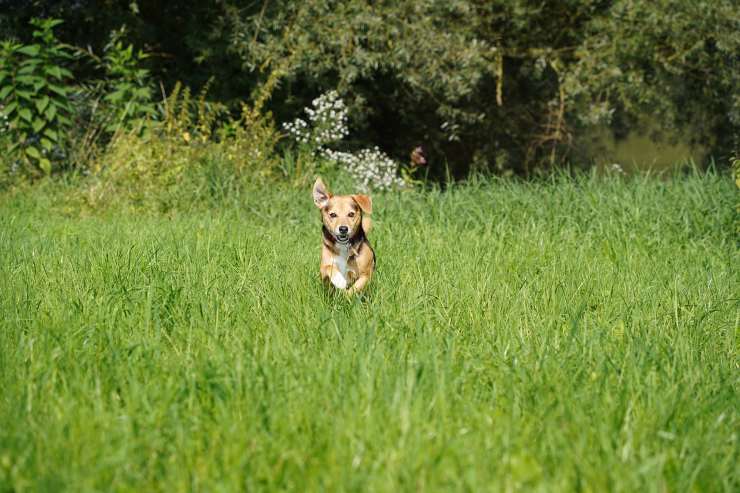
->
xmin=45 ymin=104 xmax=57 ymax=120
xmin=40 ymin=137 xmax=53 ymax=151
xmin=2 ymin=100 xmax=17 ymax=116
xmin=17 ymin=65 xmax=37 ymax=75
xmin=32 ymin=117 xmax=45 ymax=132
xmin=0 ymin=85 xmax=12 ymax=100
xmin=56 ymin=49 xmax=74 ymax=61
xmin=43 ymin=128 xmax=58 ymax=141
xmin=105 ymin=88 xmax=127 ymax=103
xmin=35 ymin=95 xmax=49 ymax=113
xmin=17 ymin=45 xmax=41 ymax=56
xmin=14 ymin=75 xmax=39 ymax=85
xmin=52 ymin=99 xmax=71 ymax=112
xmin=19 ymin=108 xmax=32 ymax=122
xmin=48 ymin=84 xmax=67 ymax=97
xmin=44 ymin=66 xmax=63 ymax=80
xmin=39 ymin=157 xmax=52 ymax=174
xmin=25 ymin=146 xmax=40 ymax=159
xmin=19 ymin=58 xmax=41 ymax=67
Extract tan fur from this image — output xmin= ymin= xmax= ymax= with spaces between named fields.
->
xmin=313 ymin=178 xmax=375 ymax=295
xmin=353 ymin=194 xmax=373 ymax=234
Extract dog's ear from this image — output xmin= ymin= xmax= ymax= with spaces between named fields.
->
xmin=353 ymin=194 xmax=373 ymax=233
xmin=313 ymin=177 xmax=331 ymax=208
xmin=352 ymin=194 xmax=372 ymax=215
xmin=361 ymin=216 xmax=373 ymax=234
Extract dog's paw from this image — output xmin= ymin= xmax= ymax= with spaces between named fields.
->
xmin=330 ymin=272 xmax=348 ymax=290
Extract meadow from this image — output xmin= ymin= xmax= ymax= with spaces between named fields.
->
xmin=0 ymin=172 xmax=737 ymax=491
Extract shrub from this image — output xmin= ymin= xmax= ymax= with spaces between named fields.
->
xmin=221 ymin=0 xmax=739 ymax=174
xmin=0 ymin=18 xmax=73 ymax=176
xmin=282 ymin=90 xmax=405 ymax=190
xmin=282 ymin=90 xmax=348 ymax=152
xmin=78 ymin=79 xmax=280 ymax=211
xmin=99 ymin=27 xmax=156 ymax=132
xmin=63 ymin=27 xmax=158 ymax=171
xmin=322 ymin=147 xmax=405 ymax=192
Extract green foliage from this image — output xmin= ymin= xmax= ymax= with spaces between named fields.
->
xmin=221 ymin=0 xmax=738 ymax=174
xmin=76 ymin=79 xmax=280 ymax=211
xmin=564 ymin=0 xmax=740 ymax=154
xmin=100 ymin=27 xmax=156 ymax=132
xmin=1 ymin=174 xmax=736 ymax=490
xmin=55 ymin=27 xmax=160 ymax=175
xmin=2 ymin=4 xmax=738 ymax=180
xmin=0 ymin=18 xmax=73 ymax=175
xmin=732 ymin=154 xmax=740 ymax=236
xmin=160 ymin=80 xmax=227 ymax=143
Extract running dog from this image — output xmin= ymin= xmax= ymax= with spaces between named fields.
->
xmin=312 ymin=177 xmax=375 ymax=294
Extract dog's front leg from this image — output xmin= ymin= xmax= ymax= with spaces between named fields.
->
xmin=347 ymin=272 xmax=372 ymax=295
xmin=321 ymin=263 xmax=348 ymax=290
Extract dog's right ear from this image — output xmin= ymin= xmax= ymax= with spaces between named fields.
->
xmin=312 ymin=177 xmax=331 ymax=208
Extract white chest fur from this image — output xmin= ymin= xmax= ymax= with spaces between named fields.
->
xmin=330 ymin=244 xmax=351 ymax=289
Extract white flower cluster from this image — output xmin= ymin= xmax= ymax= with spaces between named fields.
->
xmin=608 ymin=163 xmax=626 ymax=175
xmin=282 ymin=90 xmax=348 ymax=147
xmin=283 ymin=91 xmax=406 ymax=190
xmin=323 ymin=147 xmax=404 ymax=191
xmin=281 ymin=117 xmax=309 ymax=142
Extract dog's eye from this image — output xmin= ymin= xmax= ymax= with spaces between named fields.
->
xmin=329 ymin=212 xmax=337 ymax=218
xmin=348 ymin=212 xmax=355 ymax=218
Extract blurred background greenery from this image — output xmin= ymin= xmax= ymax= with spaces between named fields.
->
xmin=1 ymin=0 xmax=737 ymax=188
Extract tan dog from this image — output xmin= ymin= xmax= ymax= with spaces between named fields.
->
xmin=312 ymin=177 xmax=375 ymax=294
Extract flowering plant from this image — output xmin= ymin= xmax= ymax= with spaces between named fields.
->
xmin=282 ymin=90 xmax=405 ymax=191
xmin=282 ymin=90 xmax=348 ymax=150
xmin=322 ymin=147 xmax=404 ymax=192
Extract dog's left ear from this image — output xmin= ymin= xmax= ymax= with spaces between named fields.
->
xmin=352 ymin=194 xmax=372 ymax=215
xmin=313 ymin=177 xmax=331 ymax=208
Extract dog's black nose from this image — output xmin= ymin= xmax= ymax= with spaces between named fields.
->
xmin=338 ymin=226 xmax=349 ymax=234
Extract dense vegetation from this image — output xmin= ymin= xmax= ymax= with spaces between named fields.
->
xmin=1 ymin=1 xmax=738 ymax=184
xmin=1 ymin=172 xmax=737 ymax=491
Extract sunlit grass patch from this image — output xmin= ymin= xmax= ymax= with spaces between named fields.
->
xmin=0 ymin=172 xmax=736 ymax=491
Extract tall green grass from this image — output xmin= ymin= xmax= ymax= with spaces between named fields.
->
xmin=0 ymin=173 xmax=737 ymax=491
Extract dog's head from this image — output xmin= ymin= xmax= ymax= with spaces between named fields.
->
xmin=313 ymin=177 xmax=372 ymax=243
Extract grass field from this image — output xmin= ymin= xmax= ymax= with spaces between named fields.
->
xmin=0 ymin=172 xmax=737 ymax=491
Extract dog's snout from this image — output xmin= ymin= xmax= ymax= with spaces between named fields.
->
xmin=338 ymin=225 xmax=349 ymax=234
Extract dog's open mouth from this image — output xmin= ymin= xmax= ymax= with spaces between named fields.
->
xmin=336 ymin=234 xmax=349 ymax=243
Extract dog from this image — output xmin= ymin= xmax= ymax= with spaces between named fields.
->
xmin=312 ymin=177 xmax=375 ymax=294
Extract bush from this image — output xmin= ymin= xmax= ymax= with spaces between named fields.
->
xmin=0 ymin=18 xmax=74 ymax=176
xmin=0 ymin=16 xmax=285 ymax=200
xmin=220 ymin=0 xmax=739 ymax=174
xmin=99 ymin=27 xmax=156 ymax=132
xmin=282 ymin=90 xmax=407 ymax=191
xmin=77 ymin=81 xmax=280 ymax=211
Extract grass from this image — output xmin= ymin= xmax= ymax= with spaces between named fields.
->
xmin=0 ymin=171 xmax=737 ymax=492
